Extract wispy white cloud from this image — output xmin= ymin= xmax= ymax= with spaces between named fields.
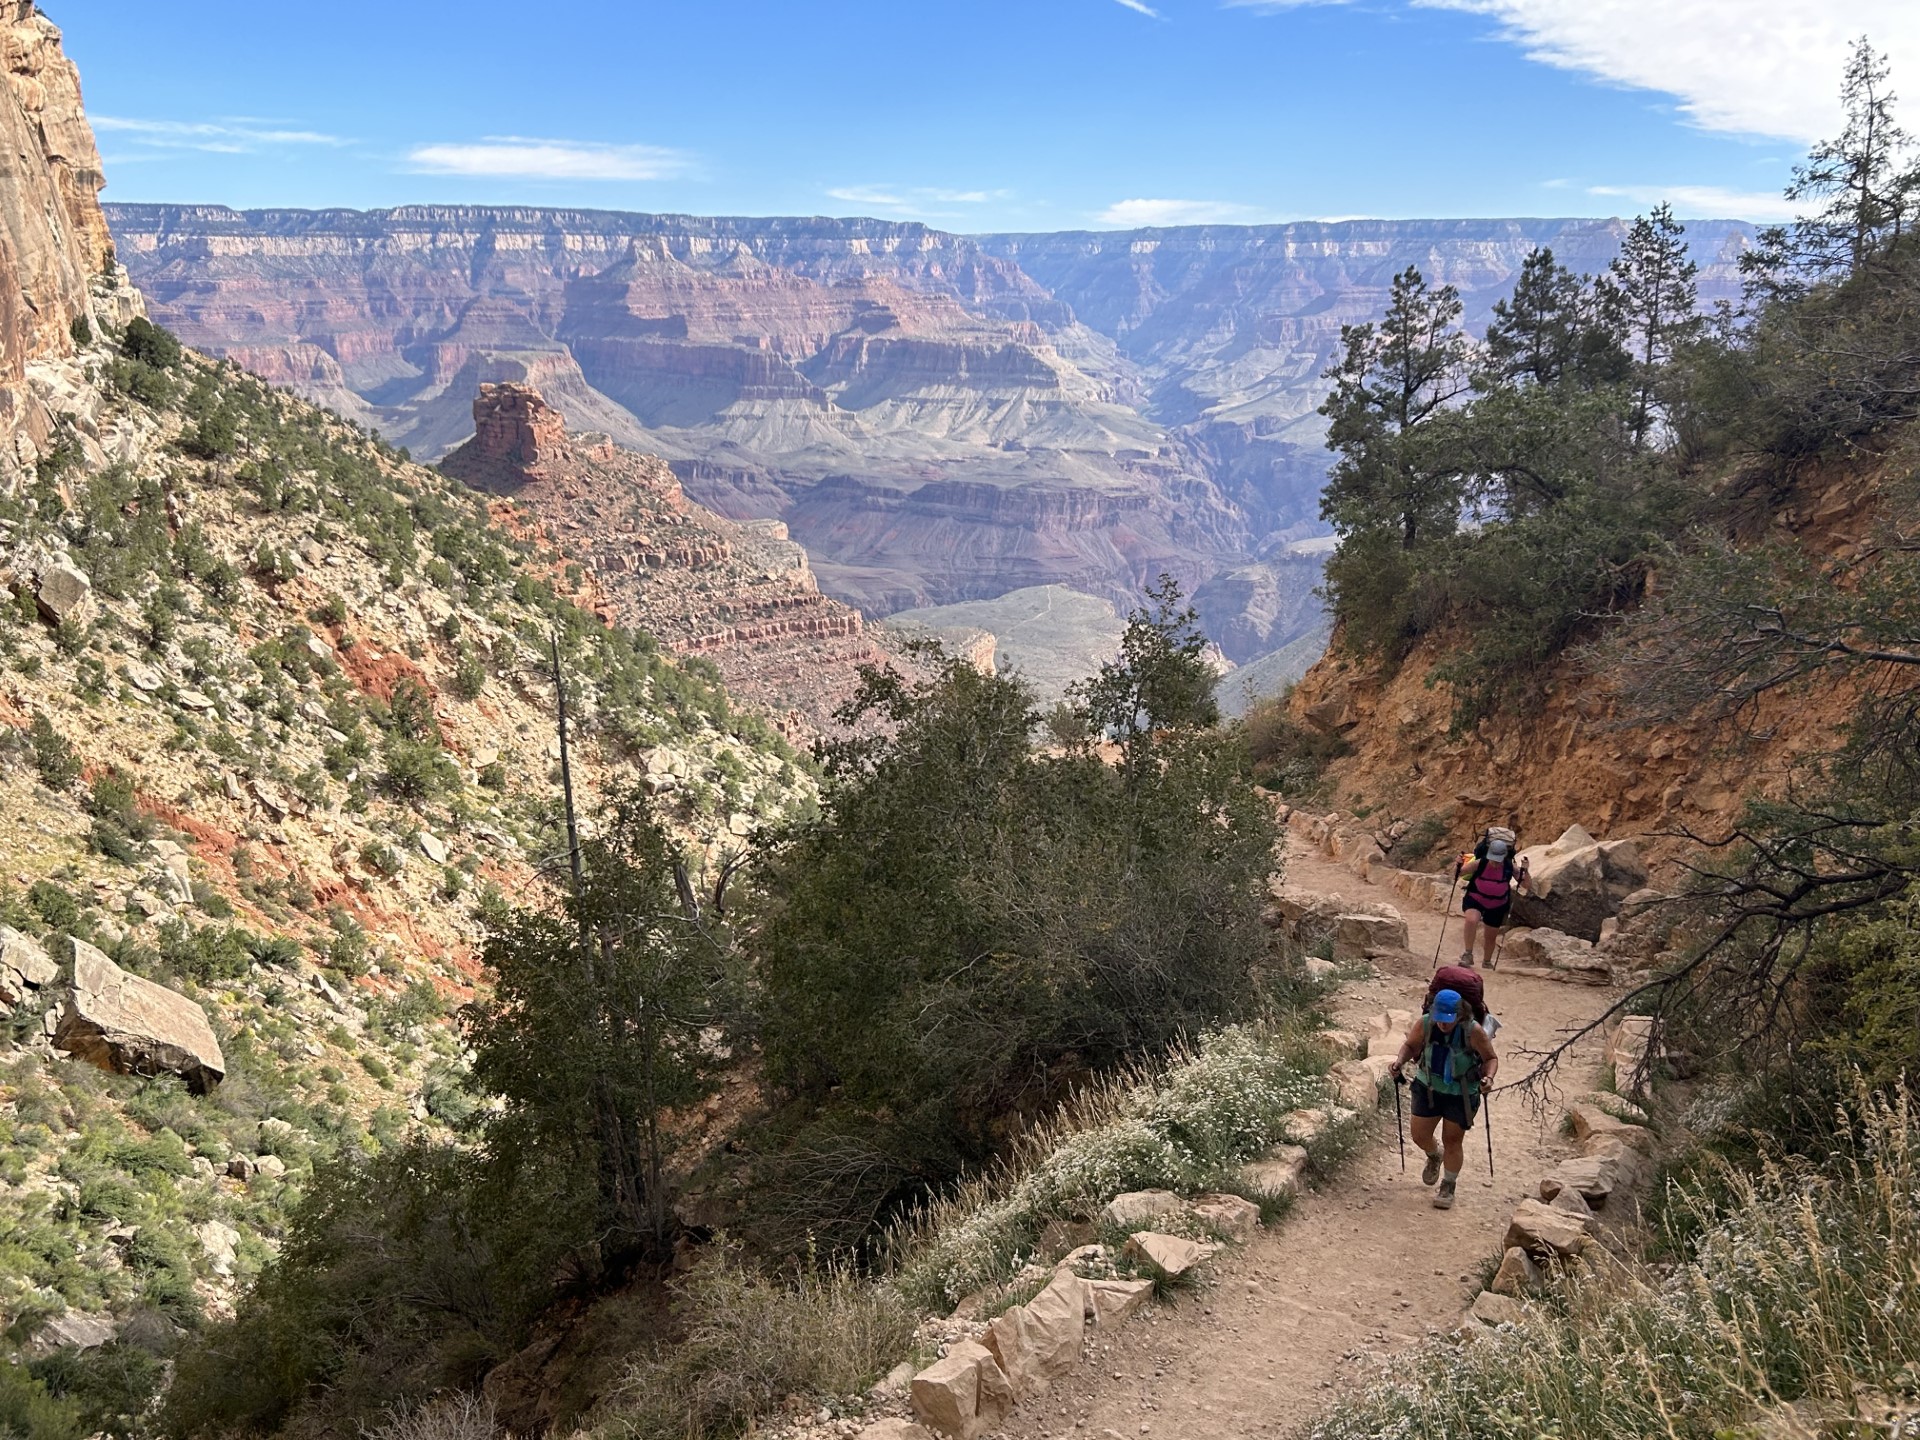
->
xmin=828 ymin=185 xmax=1010 ymax=217
xmin=1097 ymin=197 xmax=1262 ymax=226
xmin=93 ymin=116 xmax=346 ymax=153
xmin=403 ymin=137 xmax=689 ymax=181
xmin=1113 ymin=0 xmax=1164 ymax=18
xmin=1414 ymin=0 xmax=1920 ymax=143
xmin=1586 ymin=181 xmax=1799 ymax=221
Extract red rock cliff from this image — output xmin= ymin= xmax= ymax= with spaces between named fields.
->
xmin=0 ymin=2 xmax=119 ymax=469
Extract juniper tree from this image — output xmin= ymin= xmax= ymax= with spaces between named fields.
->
xmin=1318 ymin=265 xmax=1473 ymax=550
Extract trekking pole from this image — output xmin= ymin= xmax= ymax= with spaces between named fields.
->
xmin=1393 ymin=1073 xmax=1406 ymax=1172
xmin=1483 ymin=1090 xmax=1495 ymax=1179
xmin=1431 ymin=872 xmax=1462 ymax=971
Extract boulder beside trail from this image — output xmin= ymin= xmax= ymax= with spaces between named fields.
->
xmin=1333 ymin=910 xmax=1409 ymax=962
xmin=1239 ymin=1143 xmax=1308 ymax=1196
xmin=1122 ymin=1231 xmax=1213 ymax=1278
xmin=912 ymin=1340 xmax=1015 ymax=1440
xmin=1510 ymin=825 xmax=1648 ymax=941
xmin=1503 ymin=928 xmax=1613 ymax=985
xmin=1190 ymin=1192 xmax=1262 ymax=1243
xmin=55 ymin=941 xmax=226 ymax=1092
xmin=1491 ymin=1246 xmax=1543 ymax=1296
xmin=1082 ymin=1277 xmax=1155 ymax=1327
xmin=1098 ymin=1189 xmax=1184 ymax=1231
xmin=1469 ymin=1290 xmax=1527 ymax=1327
xmin=1504 ymin=1198 xmax=1593 ymax=1259
xmin=983 ymin=1271 xmax=1086 ymax=1394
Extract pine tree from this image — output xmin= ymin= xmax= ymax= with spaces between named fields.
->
xmin=1601 ymin=206 xmax=1699 ymax=448
xmin=1482 ymin=247 xmax=1629 ymax=391
xmin=1318 ymin=265 xmax=1472 ymax=549
xmin=1745 ymin=38 xmax=1917 ymax=291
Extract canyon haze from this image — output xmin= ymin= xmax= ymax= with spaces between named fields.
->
xmin=104 ymin=205 xmax=1752 ymax=688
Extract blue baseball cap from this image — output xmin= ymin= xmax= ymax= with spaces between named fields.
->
xmin=1431 ymin=989 xmax=1463 ymax=1024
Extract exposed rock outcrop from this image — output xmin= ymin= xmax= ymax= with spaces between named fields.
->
xmin=0 ymin=3 xmax=126 ymax=477
xmin=443 ymin=382 xmax=904 ymax=734
xmin=54 ymin=940 xmax=227 ymax=1092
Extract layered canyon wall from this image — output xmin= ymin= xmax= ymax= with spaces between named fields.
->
xmin=0 ymin=2 xmax=139 ymax=478
xmin=104 ymin=205 xmax=1754 ymax=686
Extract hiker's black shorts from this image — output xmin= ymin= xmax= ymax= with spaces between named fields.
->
xmin=1411 ymin=1081 xmax=1479 ymax=1131
xmin=1463 ymin=895 xmax=1512 ymax=928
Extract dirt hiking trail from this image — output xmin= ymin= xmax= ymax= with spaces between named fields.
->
xmin=998 ymin=837 xmax=1616 ymax=1440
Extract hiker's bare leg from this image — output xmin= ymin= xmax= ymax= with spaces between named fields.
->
xmin=1480 ymin=922 xmax=1500 ymax=965
xmin=1440 ymin=1119 xmax=1466 ymax=1172
xmin=1460 ymin=908 xmax=1483 ymax=959
xmin=1410 ymin=1114 xmax=1440 ymax=1156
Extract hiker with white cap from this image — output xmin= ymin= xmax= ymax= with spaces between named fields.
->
xmin=1389 ymin=987 xmax=1498 ymax=1210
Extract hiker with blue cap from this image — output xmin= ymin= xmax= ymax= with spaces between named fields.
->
xmin=1389 ymin=986 xmax=1499 ymax=1210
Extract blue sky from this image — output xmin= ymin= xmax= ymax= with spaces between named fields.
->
xmin=55 ymin=0 xmax=1920 ymax=230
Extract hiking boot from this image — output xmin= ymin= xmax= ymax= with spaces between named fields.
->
xmin=1459 ymin=951 xmax=1474 ymax=967
xmin=1420 ymin=1151 xmax=1443 ymax=1186
xmin=1432 ymin=1179 xmax=1457 ymax=1210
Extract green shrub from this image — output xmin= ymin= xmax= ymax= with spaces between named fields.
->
xmin=1242 ymin=696 xmax=1349 ymax=801
xmin=28 ymin=714 xmax=81 ymax=790
xmin=0 ymin=1360 xmax=84 ymax=1440
xmin=119 ymin=318 xmax=181 ymax=370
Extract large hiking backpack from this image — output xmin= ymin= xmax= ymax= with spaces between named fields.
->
xmin=1426 ymin=965 xmax=1487 ymax=1022
xmin=1464 ymin=826 xmax=1520 ymax=904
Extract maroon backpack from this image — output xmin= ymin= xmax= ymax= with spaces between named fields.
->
xmin=1425 ymin=965 xmax=1488 ymax=1023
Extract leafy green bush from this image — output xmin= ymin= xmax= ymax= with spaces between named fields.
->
xmin=119 ymin=318 xmax=181 ymax=370
xmin=28 ymin=714 xmax=81 ymax=790
xmin=1242 ymin=695 xmax=1349 ymax=800
xmin=752 ymin=644 xmax=1281 ymax=1252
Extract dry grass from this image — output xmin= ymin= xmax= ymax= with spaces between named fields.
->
xmin=1303 ymin=1083 xmax=1920 ymax=1440
xmin=592 ymin=1245 xmax=917 ymax=1440
xmin=887 ymin=1021 xmax=1348 ymax=1313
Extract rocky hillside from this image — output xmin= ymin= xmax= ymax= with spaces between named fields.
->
xmin=0 ymin=10 xmax=813 ymax=1376
xmin=1281 ymin=449 xmax=1881 ymax=858
xmin=441 ymin=381 xmax=907 ymax=734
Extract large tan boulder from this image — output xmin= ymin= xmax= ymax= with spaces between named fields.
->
xmin=983 ymin=1271 xmax=1085 ymax=1394
xmin=1082 ymin=1277 xmax=1154 ymax=1327
xmin=1098 ymin=1189 xmax=1184 ymax=1231
xmin=1333 ymin=910 xmax=1409 ymax=962
xmin=1567 ymin=1102 xmax=1653 ymax=1151
xmin=35 ymin=559 xmax=93 ymax=626
xmin=911 ymin=1340 xmax=1015 ymax=1440
xmin=1511 ymin=825 xmax=1649 ymax=940
xmin=55 ymin=941 xmax=225 ymax=1092
xmin=1123 ymin=1231 xmax=1212 ymax=1278
xmin=1540 ymin=1151 xmax=1636 ymax=1207
xmin=1490 ymin=1245 xmax=1542 ymax=1296
xmin=1504 ymin=1198 xmax=1592 ymax=1259
xmin=1503 ymin=928 xmax=1613 ymax=985
xmin=1190 ymin=1193 xmax=1261 ymax=1243
xmin=1330 ymin=1058 xmax=1389 ymax=1110
xmin=1239 ymin=1143 xmax=1308 ymax=1196
xmin=0 ymin=925 xmax=58 ymax=1005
